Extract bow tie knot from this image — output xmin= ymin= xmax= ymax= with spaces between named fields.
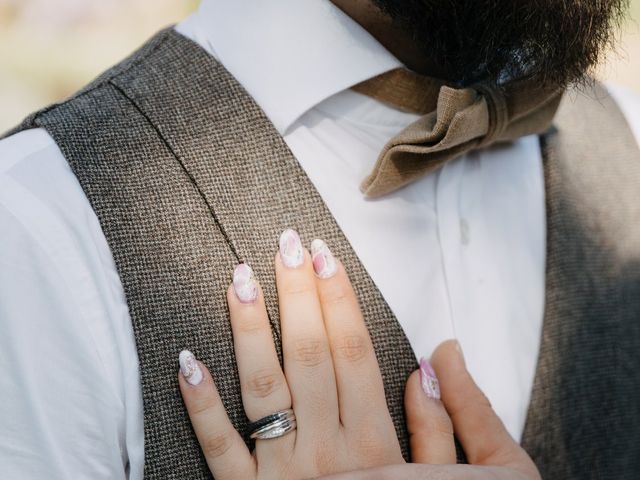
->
xmin=353 ymin=69 xmax=563 ymax=198
xmin=473 ymin=83 xmax=509 ymax=147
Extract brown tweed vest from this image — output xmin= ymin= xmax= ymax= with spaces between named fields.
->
xmin=5 ymin=28 xmax=640 ymax=479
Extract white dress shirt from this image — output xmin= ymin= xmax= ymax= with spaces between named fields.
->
xmin=1 ymin=1 xmax=639 ymax=478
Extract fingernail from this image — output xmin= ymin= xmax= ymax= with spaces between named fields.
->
xmin=310 ymin=239 xmax=337 ymax=279
xmin=279 ymin=228 xmax=304 ymax=268
xmin=179 ymin=350 xmax=203 ymax=386
xmin=233 ymin=263 xmax=258 ymax=303
xmin=419 ymin=357 xmax=441 ymax=400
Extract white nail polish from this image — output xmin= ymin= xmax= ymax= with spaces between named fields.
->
xmin=179 ymin=350 xmax=203 ymax=385
xmin=279 ymin=228 xmax=304 ymax=268
xmin=311 ymin=239 xmax=337 ymax=279
xmin=233 ymin=263 xmax=258 ymax=303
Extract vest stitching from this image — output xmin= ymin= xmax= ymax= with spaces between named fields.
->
xmin=107 ymin=79 xmax=242 ymax=266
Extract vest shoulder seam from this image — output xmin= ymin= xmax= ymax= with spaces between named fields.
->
xmin=31 ymin=28 xmax=175 ymax=128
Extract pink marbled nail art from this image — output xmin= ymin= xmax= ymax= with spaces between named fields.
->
xmin=179 ymin=350 xmax=203 ymax=386
xmin=279 ymin=228 xmax=304 ymax=268
xmin=233 ymin=263 xmax=258 ymax=303
xmin=419 ymin=357 xmax=441 ymax=400
xmin=311 ymin=239 xmax=337 ymax=279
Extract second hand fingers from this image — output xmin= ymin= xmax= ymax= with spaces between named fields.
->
xmin=432 ymin=340 xmax=540 ymax=478
xmin=404 ymin=363 xmax=456 ymax=464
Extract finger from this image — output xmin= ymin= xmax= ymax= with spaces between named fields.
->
xmin=276 ymin=228 xmax=339 ymax=434
xmin=178 ymin=351 xmax=255 ymax=480
xmin=228 ymin=263 xmax=291 ymax=422
xmin=432 ymin=341 xmax=539 ymax=476
xmin=228 ymin=263 xmax=295 ymax=462
xmin=310 ymin=239 xmax=391 ymax=432
xmin=404 ymin=361 xmax=456 ymax=464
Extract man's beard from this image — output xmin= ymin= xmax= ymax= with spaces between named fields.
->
xmin=371 ymin=0 xmax=628 ymax=87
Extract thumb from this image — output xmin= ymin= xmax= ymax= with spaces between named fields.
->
xmin=431 ymin=340 xmax=540 ymax=478
xmin=404 ymin=358 xmax=456 ymax=464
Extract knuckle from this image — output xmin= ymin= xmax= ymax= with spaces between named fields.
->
xmin=201 ymin=432 xmax=233 ymax=459
xmin=188 ymin=394 xmax=220 ymax=417
xmin=245 ymin=368 xmax=285 ymax=398
xmin=292 ymin=337 xmax=329 ymax=367
xmin=236 ymin=316 xmax=266 ymax=334
xmin=281 ymin=281 xmax=315 ymax=297
xmin=322 ymin=283 xmax=351 ymax=306
xmin=354 ymin=427 xmax=392 ymax=465
xmin=451 ymin=396 xmax=493 ymax=426
xmin=424 ymin=409 xmax=454 ymax=436
xmin=434 ymin=409 xmax=454 ymax=435
xmin=333 ymin=334 xmax=370 ymax=363
xmin=450 ymin=383 xmax=493 ymax=417
xmin=313 ymin=437 xmax=338 ymax=475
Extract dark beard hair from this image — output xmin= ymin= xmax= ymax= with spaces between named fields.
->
xmin=371 ymin=0 xmax=628 ymax=87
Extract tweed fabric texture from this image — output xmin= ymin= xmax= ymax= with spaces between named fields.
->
xmin=5 ymin=28 xmax=640 ymax=479
xmin=521 ymin=85 xmax=640 ymax=479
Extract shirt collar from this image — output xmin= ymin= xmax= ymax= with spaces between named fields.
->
xmin=184 ymin=0 xmax=403 ymax=134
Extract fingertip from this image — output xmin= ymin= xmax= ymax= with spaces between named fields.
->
xmin=277 ymin=228 xmax=307 ymax=269
xmin=230 ymin=263 xmax=260 ymax=304
xmin=430 ymin=340 xmax=478 ymax=412
xmin=178 ymin=358 xmax=222 ymax=415
xmin=275 ymin=247 xmax=312 ymax=270
xmin=227 ymin=278 xmax=265 ymax=307
xmin=429 ymin=340 xmax=523 ymax=467
xmin=310 ymin=238 xmax=338 ymax=279
xmin=431 ymin=340 xmax=466 ymax=378
xmin=404 ymin=366 xmax=445 ymax=419
xmin=178 ymin=350 xmax=205 ymax=386
xmin=432 ymin=339 xmax=463 ymax=361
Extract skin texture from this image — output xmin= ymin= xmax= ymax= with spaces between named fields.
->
xmin=178 ymin=231 xmax=541 ymax=480
xmin=331 ymin=0 xmax=628 ymax=86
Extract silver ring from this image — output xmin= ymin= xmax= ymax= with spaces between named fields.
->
xmin=248 ymin=408 xmax=297 ymax=440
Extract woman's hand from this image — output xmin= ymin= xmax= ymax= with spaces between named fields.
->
xmin=176 ymin=228 xmax=455 ymax=479
xmin=324 ymin=340 xmax=542 ymax=479
xmin=177 ymin=227 xmax=541 ymax=480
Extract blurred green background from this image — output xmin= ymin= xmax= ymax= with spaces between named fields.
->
xmin=1 ymin=0 xmax=639 ymax=132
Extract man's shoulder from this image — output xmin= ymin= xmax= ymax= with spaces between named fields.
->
xmin=0 ymin=128 xmax=57 ymax=172
xmin=606 ymin=83 xmax=640 ymax=148
xmin=0 ymin=128 xmax=87 ymax=227
xmin=0 ymin=126 xmax=123 ymax=315
xmin=0 ymin=126 xmax=119 ymax=282
xmin=554 ymin=82 xmax=640 ymax=158
xmin=0 ymin=127 xmax=140 ymax=480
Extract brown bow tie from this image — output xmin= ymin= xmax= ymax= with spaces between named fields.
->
xmin=352 ymin=69 xmax=564 ymax=198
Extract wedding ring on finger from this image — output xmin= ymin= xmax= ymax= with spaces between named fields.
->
xmin=248 ymin=409 xmax=297 ymax=440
